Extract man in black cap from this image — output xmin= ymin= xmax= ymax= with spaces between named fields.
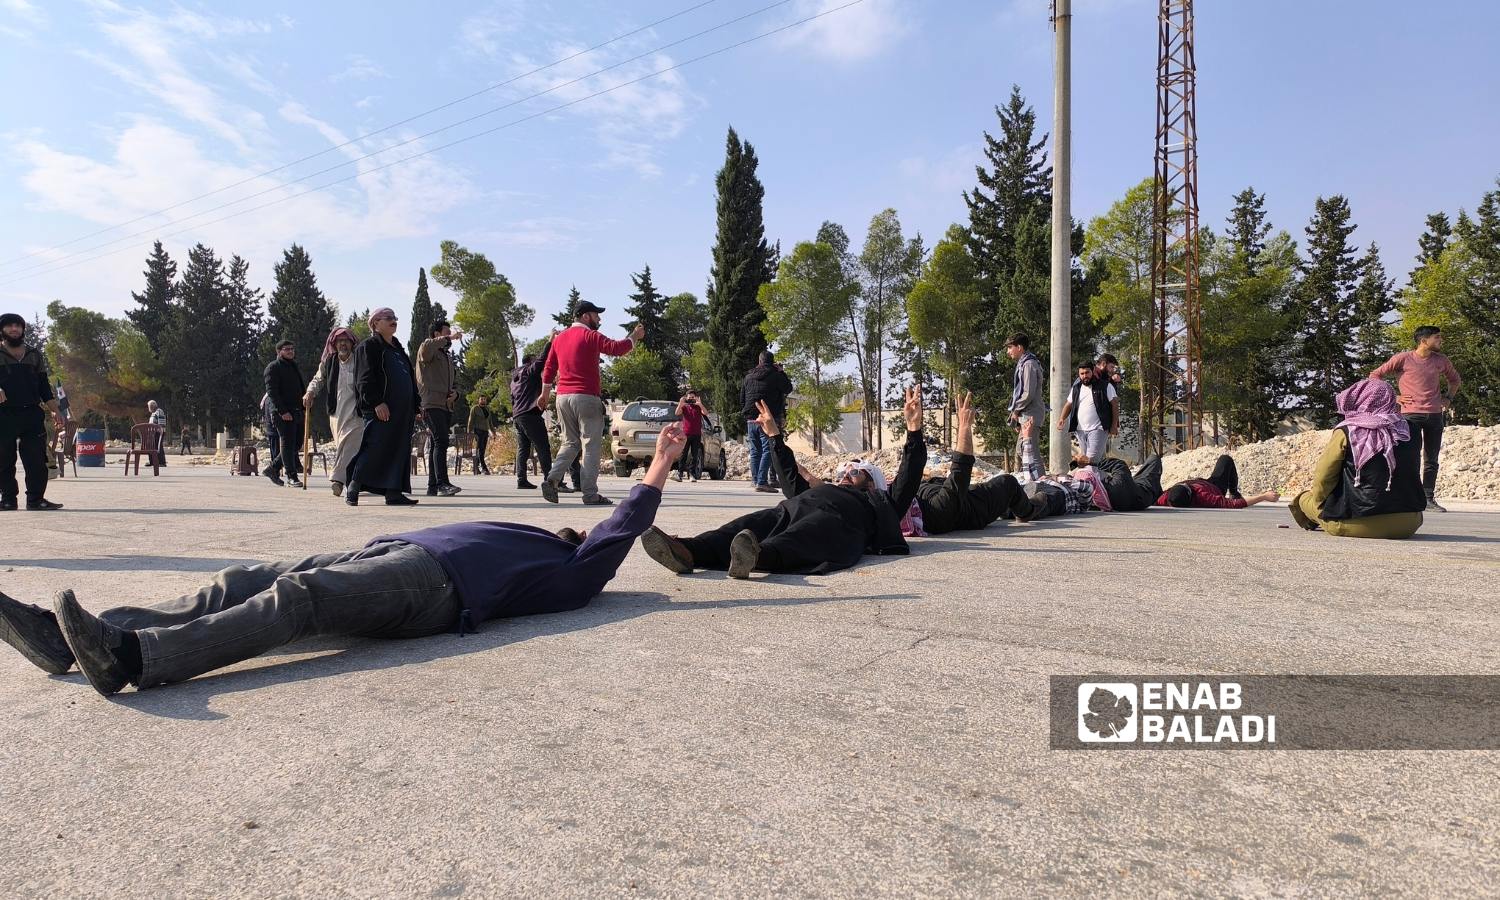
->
xmin=539 ymin=301 xmax=644 ymax=506
xmin=263 ymin=340 xmax=307 ymax=487
xmin=0 ymin=312 xmax=64 ymax=511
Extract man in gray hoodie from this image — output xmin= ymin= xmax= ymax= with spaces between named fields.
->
xmin=1005 ymin=332 xmax=1046 ymax=480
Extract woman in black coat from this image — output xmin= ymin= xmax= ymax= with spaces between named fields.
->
xmin=346 ymin=308 xmax=421 ymax=506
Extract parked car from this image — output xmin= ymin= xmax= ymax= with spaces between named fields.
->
xmin=611 ymin=399 xmax=726 ymax=479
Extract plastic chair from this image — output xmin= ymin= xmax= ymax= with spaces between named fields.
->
xmin=52 ymin=420 xmax=78 ymax=478
xmin=125 ymin=423 xmax=165 ymax=476
xmin=308 ymin=438 xmax=329 ymax=477
xmin=230 ymin=443 xmax=259 ymax=476
xmin=452 ymin=429 xmax=474 ymax=475
xmin=410 ymin=430 xmax=429 ymax=476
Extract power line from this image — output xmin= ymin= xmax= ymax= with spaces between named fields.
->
xmin=0 ymin=0 xmax=726 ymax=269
xmin=0 ymin=0 xmax=867 ymax=288
xmin=1 ymin=0 xmax=796 ymax=279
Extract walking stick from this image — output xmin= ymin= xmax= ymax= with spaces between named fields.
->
xmin=301 ymin=410 xmax=312 ymax=491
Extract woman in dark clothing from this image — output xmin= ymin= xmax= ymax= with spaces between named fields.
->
xmin=346 ymin=308 xmax=421 ymax=507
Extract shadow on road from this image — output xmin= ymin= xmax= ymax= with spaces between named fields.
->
xmin=100 ymin=591 xmax=919 ymax=721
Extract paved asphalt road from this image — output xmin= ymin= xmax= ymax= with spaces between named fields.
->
xmin=2 ymin=464 xmax=1497 ymax=897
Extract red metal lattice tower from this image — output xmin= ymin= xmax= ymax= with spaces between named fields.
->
xmin=1147 ymin=0 xmax=1201 ymax=454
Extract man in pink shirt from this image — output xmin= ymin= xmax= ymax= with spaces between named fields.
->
xmin=541 ymin=301 xmax=644 ymax=506
xmin=1369 ymin=325 xmax=1463 ymax=512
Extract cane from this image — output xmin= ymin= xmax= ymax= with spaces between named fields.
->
xmin=301 ymin=410 xmax=312 ymax=491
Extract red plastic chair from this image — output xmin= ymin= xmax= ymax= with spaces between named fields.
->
xmin=125 ymin=423 xmax=166 ymax=476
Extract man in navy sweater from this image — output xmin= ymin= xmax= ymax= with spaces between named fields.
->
xmin=0 ymin=426 xmax=689 ymax=697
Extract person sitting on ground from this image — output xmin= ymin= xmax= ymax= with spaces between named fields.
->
xmin=640 ymin=388 xmax=927 ymax=579
xmin=1157 ymin=454 xmax=1280 ymax=509
xmin=0 ymin=426 xmax=690 ymax=697
xmin=905 ymin=391 xmax=1037 ymax=535
xmin=1288 ymin=379 xmax=1424 ymax=539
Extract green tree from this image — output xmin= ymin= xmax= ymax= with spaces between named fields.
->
xmin=964 ymin=85 xmax=1051 ymax=285
xmin=554 ymin=285 xmax=582 ymax=328
xmin=662 ymin=291 xmax=708 ymax=392
xmin=346 ymin=308 xmax=372 ymax=341
xmin=706 ymin=127 xmax=774 ymax=438
xmin=906 ymin=226 xmax=987 ymax=447
xmin=1411 ymin=211 xmax=1452 ymax=283
xmin=682 ymin=339 xmax=715 ymax=409
xmin=1350 ymin=244 xmax=1396 ymax=372
xmin=1395 ymin=240 xmax=1493 ymax=422
xmin=164 ymin=244 xmax=249 ymax=435
xmin=1295 ymin=195 xmax=1365 ymax=424
xmin=1225 ymin=187 xmax=1272 ymax=275
xmin=812 ymin=220 xmax=875 ymax=448
xmin=408 ymin=267 xmax=434 ymax=357
xmin=432 ymin=241 xmax=535 ymax=407
xmin=126 ymin=240 xmax=177 ymax=354
xmin=758 ymin=240 xmax=856 ymax=451
xmin=45 ymin=301 xmax=124 ymax=423
xmin=222 ymin=255 xmax=267 ymax=432
xmin=858 ymin=209 xmax=922 ymax=448
xmin=624 ymin=264 xmax=674 ymax=398
xmin=1085 ymin=178 xmax=1155 ymax=441
xmin=262 ymin=243 xmax=336 ymax=380
xmin=602 ymin=347 xmax=668 ymax=402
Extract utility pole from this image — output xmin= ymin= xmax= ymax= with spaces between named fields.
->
xmin=1048 ymin=0 xmax=1073 ymax=474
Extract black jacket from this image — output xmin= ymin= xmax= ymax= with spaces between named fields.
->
xmin=769 ymin=428 xmax=926 ymax=556
xmin=352 ymin=335 xmax=419 ymax=417
xmin=263 ymin=356 xmax=306 ymax=417
xmin=0 ymin=343 xmax=53 ymax=409
xmin=740 ymin=364 xmax=795 ymax=421
xmin=309 ymin=355 xmax=344 ymax=417
xmin=1320 ymin=429 xmax=1425 ymax=521
xmin=510 ymin=339 xmax=551 ymax=416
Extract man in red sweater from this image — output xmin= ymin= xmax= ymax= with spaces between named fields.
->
xmin=1369 ymin=325 xmax=1463 ymax=512
xmin=541 ymin=301 xmax=644 ymax=506
xmin=1156 ymin=454 xmax=1280 ymax=509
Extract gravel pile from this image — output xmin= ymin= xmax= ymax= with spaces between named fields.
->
xmin=1159 ymin=425 xmax=1500 ymax=500
xmin=721 ymin=439 xmax=1007 ymax=484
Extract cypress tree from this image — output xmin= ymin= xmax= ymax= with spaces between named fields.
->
xmin=705 ymin=127 xmax=772 ymax=437
xmin=127 ymin=240 xmax=177 ymax=353
xmin=554 ymin=285 xmax=582 ymax=328
xmin=263 ymin=243 xmax=336 ymax=375
xmin=409 ymin=267 xmax=434 ymax=357
xmin=1295 ymin=195 xmax=1364 ymax=424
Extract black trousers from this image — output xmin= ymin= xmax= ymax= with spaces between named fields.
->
xmin=680 ymin=505 xmax=866 ymax=574
xmin=268 ymin=411 xmax=303 ymax=479
xmin=514 ymin=411 xmax=552 ymax=483
xmin=0 ymin=407 xmax=48 ymax=504
xmin=677 ymin=435 xmax=704 ymax=478
xmin=473 ymin=430 xmax=490 ymax=473
xmin=1206 ymin=454 xmax=1241 ymax=498
xmin=918 ymin=454 xmax=1029 ymax=534
xmin=425 ymin=407 xmax=452 ymax=489
xmin=1022 ymin=481 xmax=1068 ymax=519
xmin=1404 ymin=413 xmax=1444 ymax=497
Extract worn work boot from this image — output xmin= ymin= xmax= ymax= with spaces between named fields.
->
xmin=53 ymin=590 xmax=136 ymax=697
xmin=727 ymin=529 xmax=760 ymax=580
xmin=0 ymin=590 xmax=75 ymax=674
xmin=640 ymin=526 xmax=694 ymax=574
xmin=541 ymin=479 xmax=560 ymax=504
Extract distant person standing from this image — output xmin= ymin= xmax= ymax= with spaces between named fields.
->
xmin=417 ymin=320 xmax=464 ymax=498
xmin=1055 ymin=361 xmax=1118 ymax=464
xmin=263 ymin=340 xmax=307 ymax=488
xmin=466 ymin=395 xmax=495 ymax=476
xmin=303 ymin=326 xmax=362 ymax=497
xmin=1369 ymin=325 xmax=1463 ymax=512
xmin=509 ymin=333 xmax=555 ymax=490
xmin=179 ymin=426 xmax=191 ymax=456
xmin=0 ymin=312 xmax=63 ymax=511
xmin=740 ymin=351 xmax=794 ymax=493
xmin=346 ymin=308 xmax=420 ymax=507
xmin=146 ymin=399 xmax=168 ymax=467
xmin=540 ymin=302 xmax=642 ymax=506
xmin=1005 ymin=332 xmax=1046 ymax=480
xmin=675 ymin=389 xmax=705 ymax=482
xmin=260 ymin=392 xmax=281 ymax=481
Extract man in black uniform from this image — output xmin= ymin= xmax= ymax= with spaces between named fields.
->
xmin=262 ymin=340 xmax=307 ymax=487
xmin=0 ymin=313 xmax=64 ymax=511
xmin=913 ymin=391 xmax=1037 ymax=534
xmin=641 ymin=388 xmax=927 ymax=579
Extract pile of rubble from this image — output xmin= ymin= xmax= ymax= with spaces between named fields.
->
xmin=720 ymin=440 xmax=1007 ymax=484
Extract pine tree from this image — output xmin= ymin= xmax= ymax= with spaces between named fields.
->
xmin=1456 ymin=183 xmax=1500 ymax=420
xmin=1225 ymin=187 xmax=1271 ymax=276
xmin=963 ymin=86 xmax=1051 ymax=284
xmin=623 ymin=265 xmax=674 ymax=398
xmin=262 ymin=244 xmax=335 ymax=378
xmin=1350 ymin=244 xmax=1396 ymax=371
xmin=705 ymin=127 xmax=773 ymax=438
xmin=1295 ymin=195 xmax=1365 ymax=424
xmin=165 ymin=244 xmax=238 ymax=434
xmin=127 ymin=240 xmax=178 ymax=353
xmin=408 ymin=267 xmax=434 ymax=357
xmin=1411 ymin=212 xmax=1452 ymax=283
xmin=223 ymin=255 xmax=266 ymax=431
xmin=553 ymin=285 xmax=582 ymax=328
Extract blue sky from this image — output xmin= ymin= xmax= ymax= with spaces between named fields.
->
xmin=3 ymin=0 xmax=1498 ymax=346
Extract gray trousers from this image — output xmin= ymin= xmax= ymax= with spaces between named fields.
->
xmin=1074 ymin=427 xmax=1109 ymax=463
xmin=99 ymin=542 xmax=459 ymax=688
xmin=547 ymin=393 xmax=604 ymax=499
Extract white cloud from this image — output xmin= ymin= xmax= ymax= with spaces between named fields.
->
xmin=477 ymin=217 xmax=594 ymax=251
xmin=459 ymin=3 xmax=526 ymax=58
xmin=354 ymin=95 xmax=378 ymax=110
xmin=899 ymin=144 xmax=981 ymax=196
xmin=1 ymin=0 xmax=45 ymax=25
xmin=332 ymin=54 xmax=387 ymax=83
xmin=775 ymin=0 xmax=908 ymax=64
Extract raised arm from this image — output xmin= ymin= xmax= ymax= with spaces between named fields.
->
xmin=886 ymin=385 xmax=928 ymax=514
xmin=755 ymin=400 xmax=810 ymax=498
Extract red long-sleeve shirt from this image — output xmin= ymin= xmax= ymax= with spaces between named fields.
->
xmin=542 ymin=323 xmax=635 ymax=396
xmin=1156 ymin=479 xmax=1248 ymax=510
xmin=1369 ymin=350 xmax=1461 ymax=414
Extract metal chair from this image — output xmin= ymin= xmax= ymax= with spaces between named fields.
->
xmin=125 ymin=423 xmax=165 ymax=476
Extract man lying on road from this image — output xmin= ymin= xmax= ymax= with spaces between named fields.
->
xmin=0 ymin=426 xmax=689 ymax=697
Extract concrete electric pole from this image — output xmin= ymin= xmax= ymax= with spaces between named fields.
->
xmin=1048 ymin=0 xmax=1073 ymax=474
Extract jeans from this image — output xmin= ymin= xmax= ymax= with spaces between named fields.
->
xmin=514 ymin=410 xmax=552 ymax=483
xmin=99 ymin=541 xmax=460 ymax=688
xmin=678 ymin=435 xmax=704 ymax=479
xmin=268 ymin=411 xmax=303 ymax=479
xmin=0 ymin=407 xmax=48 ymax=504
xmin=547 ymin=393 xmax=604 ymax=499
xmin=425 ymin=407 xmax=452 ymax=490
xmin=1404 ymin=413 xmax=1444 ymax=498
xmin=746 ymin=421 xmax=771 ymax=485
xmin=473 ymin=430 xmax=490 ymax=474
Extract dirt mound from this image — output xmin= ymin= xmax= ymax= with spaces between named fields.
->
xmin=1159 ymin=425 xmax=1500 ymax=500
xmin=721 ymin=439 xmax=1006 ymax=484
